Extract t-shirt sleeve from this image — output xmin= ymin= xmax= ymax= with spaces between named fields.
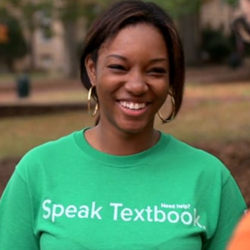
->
xmin=204 ymin=174 xmax=247 ymax=250
xmin=0 ymin=169 xmax=39 ymax=250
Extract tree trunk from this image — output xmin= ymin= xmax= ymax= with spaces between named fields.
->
xmin=178 ymin=11 xmax=201 ymax=66
xmin=5 ymin=58 xmax=14 ymax=72
xmin=63 ymin=21 xmax=78 ymax=78
xmin=28 ymin=31 xmax=36 ymax=71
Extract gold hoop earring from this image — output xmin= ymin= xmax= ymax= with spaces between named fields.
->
xmin=158 ymin=93 xmax=176 ymax=123
xmin=87 ymin=85 xmax=99 ymax=117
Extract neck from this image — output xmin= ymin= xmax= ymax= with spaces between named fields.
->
xmin=85 ymin=125 xmax=160 ymax=156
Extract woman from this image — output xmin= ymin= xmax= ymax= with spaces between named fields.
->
xmin=0 ymin=1 xmax=246 ymax=249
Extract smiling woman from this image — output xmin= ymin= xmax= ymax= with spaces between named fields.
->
xmin=0 ymin=1 xmax=247 ymax=250
xmin=84 ymin=23 xmax=170 ymax=151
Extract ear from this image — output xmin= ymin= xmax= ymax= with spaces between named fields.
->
xmin=85 ymin=54 xmax=97 ymax=86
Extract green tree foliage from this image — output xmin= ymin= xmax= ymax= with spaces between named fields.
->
xmin=0 ymin=0 xmax=239 ymax=75
xmin=1 ymin=0 xmax=109 ymax=77
xmin=1 ymin=0 xmax=53 ymax=70
xmin=223 ymin=0 xmax=239 ymax=6
xmin=147 ymin=0 xmax=201 ymax=18
xmin=0 ymin=8 xmax=28 ymax=71
xmin=150 ymin=0 xmax=239 ymax=18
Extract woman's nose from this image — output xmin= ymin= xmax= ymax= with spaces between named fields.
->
xmin=124 ymin=71 xmax=149 ymax=95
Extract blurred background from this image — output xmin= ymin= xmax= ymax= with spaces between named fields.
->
xmin=0 ymin=0 xmax=250 ymax=204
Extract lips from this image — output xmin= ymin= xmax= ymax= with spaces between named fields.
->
xmin=119 ymin=101 xmax=147 ymax=110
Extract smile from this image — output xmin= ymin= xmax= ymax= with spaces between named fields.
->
xmin=119 ymin=101 xmax=147 ymax=110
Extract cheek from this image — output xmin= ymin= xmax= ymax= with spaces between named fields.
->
xmin=95 ymin=71 xmax=122 ymax=97
xmin=94 ymin=77 xmax=114 ymax=106
xmin=154 ymin=82 xmax=170 ymax=107
xmin=154 ymin=79 xmax=170 ymax=96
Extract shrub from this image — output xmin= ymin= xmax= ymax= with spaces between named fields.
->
xmin=201 ymin=26 xmax=233 ymax=63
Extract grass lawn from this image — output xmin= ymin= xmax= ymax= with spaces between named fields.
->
xmin=0 ymin=81 xmax=250 ymax=159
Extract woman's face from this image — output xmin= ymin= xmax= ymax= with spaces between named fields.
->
xmin=86 ymin=23 xmax=170 ymax=134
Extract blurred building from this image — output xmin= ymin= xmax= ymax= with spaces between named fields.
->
xmin=34 ymin=21 xmax=67 ymax=74
xmin=201 ymin=0 xmax=242 ymax=35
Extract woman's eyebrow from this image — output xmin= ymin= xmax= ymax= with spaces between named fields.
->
xmin=107 ymin=54 xmax=127 ymax=61
xmin=107 ymin=54 xmax=168 ymax=63
xmin=149 ymin=58 xmax=168 ymax=64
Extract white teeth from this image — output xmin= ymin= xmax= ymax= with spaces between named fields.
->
xmin=120 ymin=101 xmax=146 ymax=110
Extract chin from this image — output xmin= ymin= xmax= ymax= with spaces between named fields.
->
xmin=119 ymin=128 xmax=143 ymax=135
xmin=116 ymin=121 xmax=151 ymax=135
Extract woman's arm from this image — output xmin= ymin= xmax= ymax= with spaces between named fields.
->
xmin=204 ymin=175 xmax=247 ymax=250
xmin=0 ymin=170 xmax=39 ymax=250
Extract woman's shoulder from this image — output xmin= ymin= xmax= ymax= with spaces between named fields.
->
xmin=26 ymin=130 xmax=80 ymax=157
xmin=164 ymin=134 xmax=218 ymax=157
xmin=15 ymin=130 xmax=82 ymax=173
xmin=162 ymin=133 xmax=229 ymax=173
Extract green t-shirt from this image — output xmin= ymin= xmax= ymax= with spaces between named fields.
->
xmin=0 ymin=128 xmax=246 ymax=250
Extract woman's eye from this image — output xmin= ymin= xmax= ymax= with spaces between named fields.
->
xmin=149 ymin=68 xmax=167 ymax=74
xmin=108 ymin=65 xmax=126 ymax=71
